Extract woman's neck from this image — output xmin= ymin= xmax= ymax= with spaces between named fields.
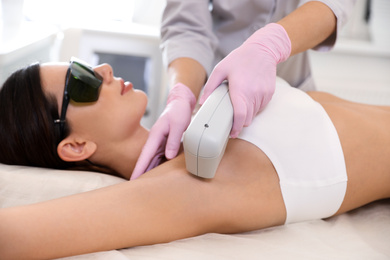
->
xmin=93 ymin=125 xmax=149 ymax=180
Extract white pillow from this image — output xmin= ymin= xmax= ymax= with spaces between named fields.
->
xmin=0 ymin=163 xmax=125 ymax=208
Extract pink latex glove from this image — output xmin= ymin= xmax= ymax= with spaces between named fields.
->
xmin=199 ymin=23 xmax=291 ymax=138
xmin=130 ymin=82 xmax=196 ymax=180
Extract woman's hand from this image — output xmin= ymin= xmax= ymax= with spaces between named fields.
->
xmin=131 ymin=83 xmax=196 ymax=180
xmin=199 ymin=23 xmax=291 ymax=138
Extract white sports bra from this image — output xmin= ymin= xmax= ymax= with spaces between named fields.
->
xmin=238 ymin=78 xmax=347 ymax=224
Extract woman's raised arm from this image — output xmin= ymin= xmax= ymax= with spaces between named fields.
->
xmin=0 ymin=144 xmax=286 ymax=260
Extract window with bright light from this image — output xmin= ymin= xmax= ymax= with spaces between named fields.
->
xmin=22 ymin=0 xmax=165 ymax=28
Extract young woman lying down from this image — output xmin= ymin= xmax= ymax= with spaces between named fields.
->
xmin=0 ymin=60 xmax=389 ymax=260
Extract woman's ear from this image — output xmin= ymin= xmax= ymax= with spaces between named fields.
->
xmin=57 ymin=137 xmax=97 ymax=162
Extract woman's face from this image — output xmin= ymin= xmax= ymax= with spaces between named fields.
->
xmin=40 ymin=62 xmax=148 ymax=146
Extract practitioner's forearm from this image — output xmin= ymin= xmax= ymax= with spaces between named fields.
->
xmin=168 ymin=57 xmax=207 ymax=99
xmin=277 ymin=1 xmax=336 ymax=56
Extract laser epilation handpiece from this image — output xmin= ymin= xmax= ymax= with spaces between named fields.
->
xmin=183 ymin=83 xmax=233 ymax=178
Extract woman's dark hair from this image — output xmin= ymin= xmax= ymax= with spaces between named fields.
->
xmin=0 ymin=63 xmax=118 ymax=175
xmin=0 ymin=63 xmax=73 ymax=169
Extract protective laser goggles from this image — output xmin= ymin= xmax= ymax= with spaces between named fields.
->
xmin=54 ymin=57 xmax=103 ymax=140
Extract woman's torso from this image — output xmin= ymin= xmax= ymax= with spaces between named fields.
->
xmin=308 ymin=92 xmax=390 ymax=212
xmin=166 ymin=91 xmax=389 ymax=228
xmin=218 ymin=91 xmax=390 ymax=215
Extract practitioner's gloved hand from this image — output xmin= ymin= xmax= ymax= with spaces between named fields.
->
xmin=199 ymin=23 xmax=291 ymax=138
xmin=130 ymin=82 xmax=196 ymax=180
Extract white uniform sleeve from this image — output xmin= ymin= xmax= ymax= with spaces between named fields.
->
xmin=299 ymin=0 xmax=356 ymax=51
xmin=160 ymin=0 xmax=219 ymax=74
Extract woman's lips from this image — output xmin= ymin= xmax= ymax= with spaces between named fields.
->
xmin=121 ymin=79 xmax=133 ymax=95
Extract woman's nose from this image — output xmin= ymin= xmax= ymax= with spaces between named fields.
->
xmin=94 ymin=64 xmax=114 ymax=83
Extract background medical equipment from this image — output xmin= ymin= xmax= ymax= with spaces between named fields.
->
xmin=183 ymin=83 xmax=233 ymax=178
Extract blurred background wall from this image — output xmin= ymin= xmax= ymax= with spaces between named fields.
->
xmin=0 ymin=0 xmax=389 ymax=127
